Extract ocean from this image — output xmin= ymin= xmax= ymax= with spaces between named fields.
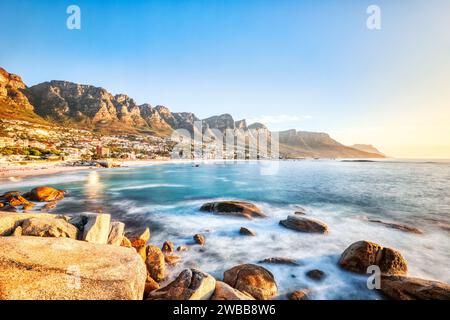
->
xmin=1 ymin=159 xmax=449 ymax=299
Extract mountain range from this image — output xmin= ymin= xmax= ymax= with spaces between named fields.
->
xmin=0 ymin=67 xmax=385 ymax=158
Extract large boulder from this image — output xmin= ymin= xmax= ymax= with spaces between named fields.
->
xmin=25 ymin=186 xmax=65 ymax=202
xmin=145 ymin=245 xmax=166 ymax=282
xmin=223 ymin=264 xmax=278 ymax=300
xmin=21 ymin=217 xmax=79 ymax=239
xmin=125 ymin=227 xmax=150 ymax=245
xmin=0 ymin=213 xmax=62 ymax=236
xmin=82 ymin=214 xmax=111 ymax=244
xmin=279 ymin=215 xmax=329 ymax=234
xmin=147 ymin=269 xmax=216 ymax=300
xmin=211 ymin=281 xmax=255 ymax=300
xmin=0 ymin=236 xmax=146 ymax=300
xmin=200 ymin=201 xmax=266 ymax=219
xmin=339 ymin=240 xmax=408 ymax=275
xmin=380 ymin=275 xmax=450 ymax=300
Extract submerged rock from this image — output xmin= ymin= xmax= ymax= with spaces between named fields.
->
xmin=200 ymin=201 xmax=266 ymax=219
xmin=0 ymin=236 xmax=146 ymax=300
xmin=146 ymin=245 xmax=166 ymax=282
xmin=21 ymin=217 xmax=79 ymax=239
xmin=339 ymin=240 xmax=408 ymax=275
xmin=193 ymin=233 xmax=205 ymax=246
xmin=223 ymin=264 xmax=278 ymax=300
xmin=177 ymin=245 xmax=189 ymax=252
xmin=82 ymin=214 xmax=111 ymax=244
xmin=164 ymin=254 xmax=182 ymax=266
xmin=279 ymin=215 xmax=329 ymax=234
xmin=366 ymin=218 xmax=423 ymax=234
xmin=24 ymin=186 xmax=65 ymax=202
xmin=211 ymin=281 xmax=255 ymax=300
xmin=147 ymin=269 xmax=216 ymax=300
xmin=380 ymin=275 xmax=450 ymax=300
xmin=239 ymin=227 xmax=256 ymax=236
xmin=288 ymin=289 xmax=310 ymax=300
xmin=258 ymin=257 xmax=299 ymax=266
xmin=126 ymin=227 xmax=150 ymax=244
xmin=306 ymin=269 xmax=326 ymax=281
xmin=162 ymin=240 xmax=174 ymax=253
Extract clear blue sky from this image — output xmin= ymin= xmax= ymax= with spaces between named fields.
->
xmin=1 ymin=0 xmax=450 ymax=157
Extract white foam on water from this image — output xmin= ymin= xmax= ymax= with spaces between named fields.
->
xmin=109 ymin=183 xmax=186 ymax=191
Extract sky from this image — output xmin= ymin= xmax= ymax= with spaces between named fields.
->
xmin=1 ymin=0 xmax=450 ymax=158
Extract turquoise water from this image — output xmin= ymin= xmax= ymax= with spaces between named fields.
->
xmin=1 ymin=160 xmax=450 ymax=299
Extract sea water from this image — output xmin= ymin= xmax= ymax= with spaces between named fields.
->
xmin=1 ymin=160 xmax=449 ymax=299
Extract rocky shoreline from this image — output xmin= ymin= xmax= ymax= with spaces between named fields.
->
xmin=0 ymin=187 xmax=449 ymax=300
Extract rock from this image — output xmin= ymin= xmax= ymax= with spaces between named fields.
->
xmin=82 ymin=214 xmax=111 ymax=244
xmin=223 ymin=264 xmax=278 ymax=300
xmin=107 ymin=221 xmax=125 ymax=246
xmin=306 ymin=269 xmax=326 ymax=281
xmin=367 ymin=218 xmax=423 ymax=234
xmin=211 ymin=281 xmax=255 ymax=300
xmin=0 ymin=203 xmax=4 ymax=208
xmin=121 ymin=236 xmax=133 ymax=248
xmin=193 ymin=233 xmax=205 ymax=245
xmin=135 ymin=244 xmax=147 ymax=262
xmin=0 ymin=236 xmax=146 ymax=300
xmin=177 ymin=245 xmax=189 ymax=252
xmin=239 ymin=227 xmax=256 ymax=236
xmin=200 ymin=200 xmax=266 ymax=219
xmin=288 ymin=289 xmax=310 ymax=300
xmin=21 ymin=217 xmax=79 ymax=239
xmin=25 ymin=186 xmax=65 ymax=202
xmin=259 ymin=257 xmax=299 ymax=266
xmin=41 ymin=201 xmax=58 ymax=212
xmin=1 ymin=205 xmax=17 ymax=212
xmin=294 ymin=207 xmax=308 ymax=215
xmin=164 ymin=254 xmax=182 ymax=266
xmin=0 ymin=191 xmax=22 ymax=199
xmin=7 ymin=195 xmax=30 ymax=207
xmin=12 ymin=226 xmax=22 ymax=236
xmin=68 ymin=215 xmax=88 ymax=230
xmin=144 ymin=275 xmax=160 ymax=298
xmin=23 ymin=203 xmax=35 ymax=211
xmin=380 ymin=275 xmax=450 ymax=300
xmin=162 ymin=240 xmax=174 ymax=253
xmin=146 ymin=245 xmax=166 ymax=282
xmin=125 ymin=227 xmax=150 ymax=244
xmin=279 ymin=215 xmax=329 ymax=234
xmin=0 ymin=213 xmax=65 ymax=236
xmin=339 ymin=240 xmax=408 ymax=275
xmin=147 ymin=269 xmax=216 ymax=300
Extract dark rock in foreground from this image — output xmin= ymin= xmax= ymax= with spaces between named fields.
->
xmin=380 ymin=275 xmax=450 ymax=300
xmin=200 ymin=201 xmax=266 ymax=219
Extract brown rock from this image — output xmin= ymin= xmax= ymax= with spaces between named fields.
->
xmin=146 ymin=245 xmax=166 ymax=282
xmin=107 ymin=221 xmax=125 ymax=246
xmin=135 ymin=245 xmax=147 ymax=262
xmin=21 ymin=217 xmax=79 ymax=239
xmin=41 ymin=201 xmax=58 ymax=212
xmin=239 ymin=227 xmax=256 ymax=236
xmin=380 ymin=275 xmax=450 ymax=300
xmin=200 ymin=200 xmax=266 ymax=219
xmin=165 ymin=254 xmax=182 ymax=266
xmin=147 ymin=269 xmax=216 ymax=300
xmin=0 ymin=236 xmax=147 ymax=300
xmin=306 ymin=269 xmax=326 ymax=281
xmin=339 ymin=240 xmax=408 ymax=275
xmin=121 ymin=236 xmax=133 ymax=248
xmin=23 ymin=203 xmax=35 ymax=211
xmin=259 ymin=257 xmax=299 ymax=266
xmin=177 ymin=245 xmax=189 ymax=252
xmin=162 ymin=240 xmax=174 ymax=253
xmin=125 ymin=227 xmax=150 ymax=244
xmin=12 ymin=226 xmax=22 ymax=236
xmin=0 ymin=213 xmax=60 ymax=236
xmin=194 ymin=233 xmax=205 ymax=246
xmin=288 ymin=289 xmax=310 ymax=300
xmin=279 ymin=215 xmax=329 ymax=234
xmin=211 ymin=281 xmax=255 ymax=300
xmin=0 ymin=191 xmax=22 ymax=199
xmin=367 ymin=218 xmax=423 ymax=234
xmin=82 ymin=214 xmax=111 ymax=244
xmin=25 ymin=186 xmax=65 ymax=202
xmin=144 ymin=275 xmax=160 ymax=298
xmin=223 ymin=264 xmax=278 ymax=300
xmin=8 ymin=195 xmax=30 ymax=207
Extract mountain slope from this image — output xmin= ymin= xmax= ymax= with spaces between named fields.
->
xmin=350 ymin=144 xmax=385 ymax=157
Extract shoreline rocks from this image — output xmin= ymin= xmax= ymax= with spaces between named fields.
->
xmin=82 ymin=214 xmax=111 ymax=244
xmin=21 ymin=217 xmax=79 ymax=239
xmin=146 ymin=245 xmax=166 ymax=282
xmin=24 ymin=186 xmax=65 ymax=202
xmin=288 ymin=289 xmax=310 ymax=300
xmin=258 ymin=257 xmax=299 ymax=266
xmin=366 ymin=218 xmax=423 ymax=234
xmin=200 ymin=200 xmax=266 ymax=219
xmin=211 ymin=281 xmax=255 ymax=300
xmin=193 ymin=233 xmax=205 ymax=246
xmin=239 ymin=227 xmax=256 ymax=236
xmin=380 ymin=275 xmax=450 ymax=300
xmin=279 ymin=215 xmax=329 ymax=234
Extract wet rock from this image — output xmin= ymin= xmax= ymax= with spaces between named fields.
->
xmin=306 ymin=269 xmax=326 ymax=281
xmin=107 ymin=221 xmax=125 ymax=246
xmin=144 ymin=275 xmax=160 ymax=298
xmin=25 ymin=186 xmax=65 ymax=202
xmin=279 ymin=215 xmax=329 ymax=234
xmin=162 ymin=240 xmax=174 ymax=253
xmin=82 ymin=213 xmax=111 ymax=244
xmin=1 ymin=205 xmax=17 ymax=212
xmin=288 ymin=289 xmax=310 ymax=300
xmin=121 ymin=236 xmax=133 ymax=248
xmin=164 ymin=254 xmax=182 ymax=266
xmin=211 ymin=281 xmax=255 ymax=300
xmin=258 ymin=257 xmax=299 ymax=266
xmin=0 ymin=191 xmax=22 ymax=199
xmin=21 ymin=217 xmax=79 ymax=239
xmin=223 ymin=264 xmax=278 ymax=300
xmin=22 ymin=203 xmax=35 ymax=211
xmin=146 ymin=245 xmax=166 ymax=282
xmin=0 ymin=213 xmax=59 ymax=236
xmin=177 ymin=245 xmax=189 ymax=252
xmin=239 ymin=227 xmax=256 ymax=236
xmin=126 ymin=227 xmax=150 ymax=244
xmin=339 ymin=240 xmax=408 ymax=275
xmin=380 ymin=275 xmax=450 ymax=300
xmin=294 ymin=206 xmax=308 ymax=215
xmin=200 ymin=200 xmax=266 ymax=219
xmin=68 ymin=215 xmax=88 ymax=230
xmin=367 ymin=218 xmax=423 ymax=234
xmin=40 ymin=201 xmax=58 ymax=212
xmin=147 ymin=269 xmax=216 ymax=300
xmin=194 ymin=233 xmax=205 ymax=246
xmin=7 ymin=195 xmax=30 ymax=207
xmin=0 ymin=236 xmax=146 ymax=300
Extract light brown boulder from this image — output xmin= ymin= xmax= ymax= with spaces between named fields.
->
xmin=25 ymin=186 xmax=65 ymax=202
xmin=0 ymin=213 xmax=63 ymax=236
xmin=193 ymin=233 xmax=205 ymax=245
xmin=146 ymin=245 xmax=166 ymax=282
xmin=288 ymin=289 xmax=310 ymax=300
xmin=147 ymin=269 xmax=216 ymax=300
xmin=82 ymin=214 xmax=111 ymax=244
xmin=107 ymin=221 xmax=125 ymax=246
xmin=0 ymin=236 xmax=146 ymax=300
xmin=223 ymin=264 xmax=278 ymax=300
xmin=162 ymin=240 xmax=174 ymax=253
xmin=121 ymin=236 xmax=133 ymax=248
xmin=125 ymin=227 xmax=150 ymax=244
xmin=200 ymin=201 xmax=266 ymax=219
xmin=12 ymin=226 xmax=22 ymax=236
xmin=164 ymin=254 xmax=182 ymax=266
xmin=380 ymin=275 xmax=450 ymax=300
xmin=144 ymin=275 xmax=160 ymax=298
xmin=8 ymin=195 xmax=30 ymax=207
xmin=177 ymin=245 xmax=189 ymax=252
xmin=279 ymin=215 xmax=329 ymax=234
xmin=21 ymin=217 xmax=79 ymax=239
xmin=339 ymin=240 xmax=408 ymax=275
xmin=211 ymin=281 xmax=255 ymax=300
